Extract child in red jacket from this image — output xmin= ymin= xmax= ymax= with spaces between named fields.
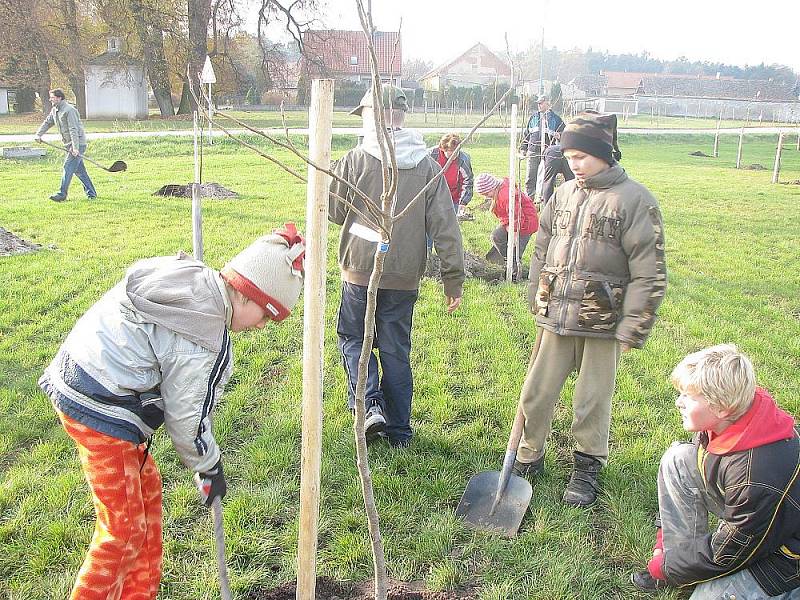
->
xmin=476 ymin=173 xmax=539 ymax=279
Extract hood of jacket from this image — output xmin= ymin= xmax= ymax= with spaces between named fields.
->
xmin=122 ymin=252 xmax=228 ymax=352
xmin=360 ymin=128 xmax=429 ymax=169
xmin=706 ymin=387 xmax=796 ymax=454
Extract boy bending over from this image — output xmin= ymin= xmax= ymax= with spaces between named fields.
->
xmin=39 ymin=225 xmax=305 ymax=600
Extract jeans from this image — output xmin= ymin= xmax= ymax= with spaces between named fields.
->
xmin=490 ymin=226 xmax=532 ymax=277
xmin=60 ymin=144 xmax=97 ymax=198
xmin=524 ymin=144 xmax=542 ymax=198
xmin=541 ymin=147 xmax=574 ymax=203
xmin=336 ymin=282 xmax=418 ymax=444
xmin=658 ymin=443 xmax=800 ymax=600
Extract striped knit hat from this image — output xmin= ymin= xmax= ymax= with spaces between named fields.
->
xmin=560 ymin=111 xmax=622 ymax=165
xmin=476 ymin=173 xmax=503 ymax=196
xmin=221 ymin=223 xmax=305 ymax=322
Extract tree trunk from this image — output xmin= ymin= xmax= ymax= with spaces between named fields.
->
xmin=60 ymin=0 xmax=86 ymax=116
xmin=177 ymin=80 xmax=193 ymax=115
xmin=130 ymin=0 xmax=175 ymax=116
xmin=35 ymin=50 xmax=52 ymax=115
xmin=180 ymin=0 xmax=212 ymax=114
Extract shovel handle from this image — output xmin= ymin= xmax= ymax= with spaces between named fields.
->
xmin=211 ymin=497 xmax=233 ymax=600
xmin=37 ymin=138 xmax=113 ymax=173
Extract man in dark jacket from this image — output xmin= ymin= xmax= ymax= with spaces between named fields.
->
xmin=631 ymin=344 xmax=800 ymax=599
xmin=521 ymin=94 xmax=565 ymax=199
xmin=329 ymin=85 xmax=465 ymax=448
xmin=513 ymin=112 xmax=667 ymax=507
xmin=34 ymin=89 xmax=97 ymax=202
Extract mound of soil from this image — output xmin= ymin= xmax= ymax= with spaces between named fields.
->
xmin=425 ymin=250 xmax=519 ymax=284
xmin=1 ymin=227 xmax=41 ymax=256
xmin=248 ymin=577 xmax=476 ymax=600
xmin=744 ymin=163 xmax=766 ymax=171
xmin=689 ymin=150 xmax=711 ymax=157
xmin=153 ymin=182 xmax=239 ymax=199
xmin=782 ymin=179 xmax=800 ymax=185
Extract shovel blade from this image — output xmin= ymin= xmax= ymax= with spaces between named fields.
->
xmin=455 ymin=470 xmax=532 ymax=537
xmin=109 ymin=161 xmax=127 ymax=172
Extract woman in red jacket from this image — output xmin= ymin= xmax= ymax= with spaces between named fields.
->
xmin=476 ymin=173 xmax=539 ymax=278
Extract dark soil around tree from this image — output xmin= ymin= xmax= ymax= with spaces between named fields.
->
xmin=0 ymin=227 xmax=41 ymax=256
xmin=247 ymin=577 xmax=477 ymax=600
xmin=689 ymin=150 xmax=711 ymax=157
xmin=744 ymin=163 xmax=766 ymax=171
xmin=153 ymin=182 xmax=239 ymax=199
xmin=425 ymin=251 xmax=523 ymax=284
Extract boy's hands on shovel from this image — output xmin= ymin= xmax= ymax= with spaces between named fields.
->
xmin=194 ymin=458 xmax=227 ymax=507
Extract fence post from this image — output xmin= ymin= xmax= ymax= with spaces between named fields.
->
xmin=736 ymin=124 xmax=744 ymax=169
xmin=772 ymin=131 xmax=784 ymax=184
xmin=713 ymin=110 xmax=722 ymax=158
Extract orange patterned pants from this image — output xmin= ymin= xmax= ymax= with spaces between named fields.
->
xmin=59 ymin=411 xmax=163 ymax=600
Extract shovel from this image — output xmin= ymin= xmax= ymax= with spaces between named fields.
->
xmin=455 ymin=329 xmax=543 ymax=537
xmin=211 ymin=497 xmax=233 ymax=600
xmin=455 ymin=405 xmax=532 ymax=537
xmin=38 ymin=139 xmax=127 ymax=172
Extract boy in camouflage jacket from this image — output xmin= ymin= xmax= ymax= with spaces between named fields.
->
xmin=512 ymin=112 xmax=667 ymax=507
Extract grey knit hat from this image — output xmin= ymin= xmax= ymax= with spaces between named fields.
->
xmin=221 ymin=224 xmax=305 ymax=322
xmin=560 ymin=111 xmax=622 ymax=164
xmin=350 ymin=85 xmax=409 ymax=116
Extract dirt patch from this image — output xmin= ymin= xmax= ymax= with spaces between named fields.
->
xmin=0 ymin=227 xmax=41 ymax=256
xmin=425 ymin=251 xmax=521 ymax=284
xmin=782 ymin=179 xmax=800 ymax=185
xmin=744 ymin=163 xmax=766 ymax=171
xmin=689 ymin=150 xmax=711 ymax=157
xmin=248 ymin=577 xmax=476 ymax=600
xmin=153 ymin=182 xmax=239 ymax=199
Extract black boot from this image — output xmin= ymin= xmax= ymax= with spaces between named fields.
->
xmin=563 ymin=451 xmax=602 ymax=506
xmin=630 ymin=570 xmax=668 ymax=593
xmin=512 ymin=453 xmax=544 ymax=478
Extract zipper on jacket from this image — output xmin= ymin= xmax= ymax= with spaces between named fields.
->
xmin=557 ymin=188 xmax=591 ymax=334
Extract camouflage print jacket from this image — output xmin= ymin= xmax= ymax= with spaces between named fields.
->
xmin=527 ymin=163 xmax=666 ymax=348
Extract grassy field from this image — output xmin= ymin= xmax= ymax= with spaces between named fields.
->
xmin=0 ymin=131 xmax=799 ymax=599
xmin=1 ymin=109 xmax=798 ymax=136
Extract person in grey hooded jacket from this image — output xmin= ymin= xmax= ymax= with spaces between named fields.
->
xmin=330 ymin=85 xmax=465 ymax=448
xmin=34 ymin=88 xmax=96 ymax=202
xmin=39 ymin=225 xmax=305 ymax=600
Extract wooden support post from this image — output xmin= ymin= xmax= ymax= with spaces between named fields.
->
xmin=772 ymin=131 xmax=784 ymax=184
xmin=296 ymin=79 xmax=334 ymax=600
xmin=424 ymin=99 xmax=427 ymax=124
xmin=796 ymin=126 xmax=799 ymax=151
xmin=506 ymin=103 xmax=518 ymax=284
xmin=713 ymin=111 xmax=722 ymax=158
xmin=736 ymin=124 xmax=745 ymax=169
xmin=192 ymin=111 xmax=203 ymax=261
xmin=452 ymin=100 xmax=456 ymax=126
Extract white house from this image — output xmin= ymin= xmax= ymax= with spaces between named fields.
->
xmin=85 ymin=38 xmax=148 ymax=119
xmin=420 ymin=43 xmax=511 ymax=92
xmin=0 ymin=84 xmax=10 ymax=114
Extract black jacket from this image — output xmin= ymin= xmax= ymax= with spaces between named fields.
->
xmin=663 ymin=428 xmax=800 ymax=595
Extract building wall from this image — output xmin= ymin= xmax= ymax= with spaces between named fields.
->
xmin=85 ymin=66 xmax=148 ymax=119
xmin=0 ymin=89 xmax=9 ymax=114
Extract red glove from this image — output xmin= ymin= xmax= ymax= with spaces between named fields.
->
xmin=648 ymin=528 xmax=666 ymax=580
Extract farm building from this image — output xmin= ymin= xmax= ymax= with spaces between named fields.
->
xmin=0 ymin=83 xmax=11 ymax=114
xmin=84 ymin=37 xmax=148 ymax=120
xmin=419 ymin=43 xmax=511 ymax=92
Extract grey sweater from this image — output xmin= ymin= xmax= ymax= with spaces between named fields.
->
xmin=36 ymin=99 xmax=87 ymax=147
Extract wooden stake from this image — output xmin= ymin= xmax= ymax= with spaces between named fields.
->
xmin=736 ymin=124 xmax=745 ymax=169
xmin=192 ymin=111 xmax=203 ymax=261
xmin=713 ymin=110 xmax=722 ymax=158
xmin=772 ymin=131 xmax=784 ymax=184
xmin=296 ymin=79 xmax=334 ymax=600
xmin=506 ymin=103 xmax=518 ymax=283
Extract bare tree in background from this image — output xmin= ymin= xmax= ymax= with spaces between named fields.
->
xmin=190 ymin=1 xmax=514 ymax=595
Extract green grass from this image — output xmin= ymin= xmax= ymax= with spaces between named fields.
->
xmin=2 ymin=109 xmax=797 ymax=136
xmin=1 ymin=132 xmax=799 ymax=599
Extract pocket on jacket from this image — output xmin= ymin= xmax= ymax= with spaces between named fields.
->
xmin=535 ymin=272 xmax=557 ymax=316
xmin=577 ymin=280 xmax=623 ymax=331
xmin=712 ymin=521 xmax=752 ymax=566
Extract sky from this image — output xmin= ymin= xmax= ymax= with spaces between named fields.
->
xmin=315 ymin=0 xmax=800 ymax=73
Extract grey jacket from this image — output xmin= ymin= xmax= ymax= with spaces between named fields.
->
xmin=39 ymin=253 xmax=233 ymax=473
xmin=329 ymin=129 xmax=465 ymax=298
xmin=528 ymin=163 xmax=667 ymax=348
xmin=36 ymin=99 xmax=87 ymax=148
